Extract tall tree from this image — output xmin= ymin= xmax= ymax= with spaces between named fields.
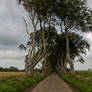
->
xmin=52 ymin=0 xmax=92 ymax=74
xmin=18 ymin=0 xmax=92 ymax=75
xmin=45 ymin=32 xmax=90 ymax=72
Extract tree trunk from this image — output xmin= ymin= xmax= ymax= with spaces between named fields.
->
xmin=60 ymin=56 xmax=66 ymax=73
xmin=56 ymin=55 xmax=66 ymax=73
xmin=24 ymin=55 xmax=34 ymax=76
xmin=65 ymin=34 xmax=75 ymax=75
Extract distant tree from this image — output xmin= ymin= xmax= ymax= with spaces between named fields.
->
xmin=0 ymin=66 xmax=20 ymax=72
xmin=9 ymin=66 xmax=19 ymax=71
xmin=0 ymin=67 xmax=4 ymax=71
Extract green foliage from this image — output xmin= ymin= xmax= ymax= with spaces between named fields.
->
xmin=59 ymin=71 xmax=92 ymax=92
xmin=19 ymin=0 xmax=92 ymax=32
xmin=54 ymin=0 xmax=92 ymax=32
xmin=0 ymin=74 xmax=48 ymax=92
xmin=48 ymin=32 xmax=90 ymax=63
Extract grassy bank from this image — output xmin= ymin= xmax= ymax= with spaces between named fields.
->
xmin=0 ymin=73 xmax=48 ymax=92
xmin=59 ymin=71 xmax=92 ymax=92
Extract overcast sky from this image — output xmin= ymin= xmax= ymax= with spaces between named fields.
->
xmin=0 ymin=0 xmax=92 ymax=70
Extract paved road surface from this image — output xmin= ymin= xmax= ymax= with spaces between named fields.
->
xmin=32 ymin=73 xmax=78 ymax=92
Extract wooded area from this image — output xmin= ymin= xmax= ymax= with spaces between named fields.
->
xmin=18 ymin=0 xmax=92 ymax=76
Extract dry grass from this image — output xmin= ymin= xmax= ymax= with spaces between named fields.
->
xmin=0 ymin=72 xmax=25 ymax=79
xmin=75 ymin=71 xmax=92 ymax=81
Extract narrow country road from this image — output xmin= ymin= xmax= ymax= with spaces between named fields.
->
xmin=21 ymin=73 xmax=79 ymax=92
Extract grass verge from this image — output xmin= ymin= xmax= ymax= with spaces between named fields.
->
xmin=0 ymin=73 xmax=48 ymax=92
xmin=58 ymin=72 xmax=92 ymax=92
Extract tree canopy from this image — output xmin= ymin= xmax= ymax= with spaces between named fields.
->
xmin=18 ymin=0 xmax=92 ymax=75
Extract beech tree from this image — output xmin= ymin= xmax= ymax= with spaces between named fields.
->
xmin=52 ymin=0 xmax=92 ymax=74
xmin=47 ymin=32 xmax=90 ymax=73
xmin=18 ymin=0 xmax=92 ymax=75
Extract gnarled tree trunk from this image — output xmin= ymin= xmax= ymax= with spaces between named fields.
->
xmin=65 ymin=34 xmax=75 ymax=75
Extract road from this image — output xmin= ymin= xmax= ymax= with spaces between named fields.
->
xmin=21 ymin=73 xmax=79 ymax=92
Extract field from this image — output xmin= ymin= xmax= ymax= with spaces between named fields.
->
xmin=59 ymin=71 xmax=92 ymax=92
xmin=75 ymin=71 xmax=92 ymax=80
xmin=0 ymin=72 xmax=48 ymax=92
xmin=0 ymin=72 xmax=25 ymax=79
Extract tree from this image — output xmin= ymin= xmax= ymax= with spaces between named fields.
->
xmin=52 ymin=0 xmax=92 ymax=74
xmin=47 ymin=32 xmax=90 ymax=72
xmin=18 ymin=0 xmax=92 ymax=75
xmin=0 ymin=66 xmax=20 ymax=72
xmin=18 ymin=0 xmax=59 ymax=75
xmin=9 ymin=66 xmax=19 ymax=71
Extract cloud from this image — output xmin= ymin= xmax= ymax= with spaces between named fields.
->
xmin=0 ymin=49 xmax=26 ymax=69
xmin=87 ymin=0 xmax=92 ymax=8
xmin=0 ymin=0 xmax=28 ymax=69
xmin=0 ymin=0 xmax=28 ymax=49
xmin=75 ymin=33 xmax=92 ymax=70
xmin=0 ymin=49 xmax=26 ymax=60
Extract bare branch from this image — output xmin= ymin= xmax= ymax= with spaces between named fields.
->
xmin=23 ymin=17 xmax=30 ymax=35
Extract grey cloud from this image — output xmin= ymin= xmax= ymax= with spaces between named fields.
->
xmin=75 ymin=32 xmax=92 ymax=70
xmin=87 ymin=0 xmax=92 ymax=8
xmin=0 ymin=50 xmax=26 ymax=60
xmin=0 ymin=49 xmax=26 ymax=69
xmin=0 ymin=0 xmax=28 ymax=69
xmin=0 ymin=59 xmax=25 ymax=70
xmin=0 ymin=0 xmax=28 ymax=50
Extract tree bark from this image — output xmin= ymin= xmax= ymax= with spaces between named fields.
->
xmin=65 ymin=34 xmax=75 ymax=75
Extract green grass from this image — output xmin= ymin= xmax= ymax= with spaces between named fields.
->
xmin=59 ymin=71 xmax=92 ymax=92
xmin=0 ymin=73 xmax=48 ymax=92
